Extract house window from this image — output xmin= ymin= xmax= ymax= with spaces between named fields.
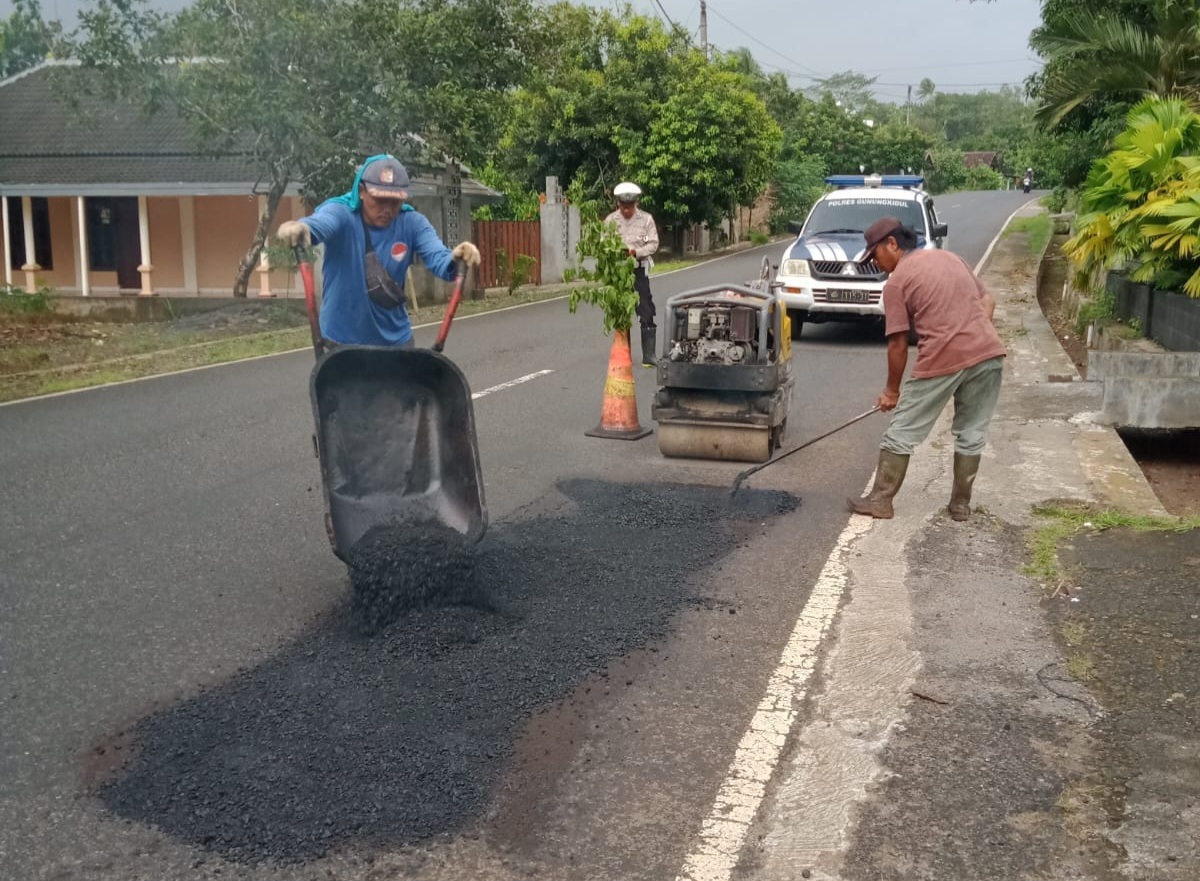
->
xmin=6 ymin=197 xmax=53 ymax=270
xmin=86 ymin=198 xmax=120 ymax=272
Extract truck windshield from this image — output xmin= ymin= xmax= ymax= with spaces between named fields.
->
xmin=803 ymin=197 xmax=926 ymax=236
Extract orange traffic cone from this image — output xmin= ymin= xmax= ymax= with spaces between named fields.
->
xmin=585 ymin=328 xmax=653 ymax=440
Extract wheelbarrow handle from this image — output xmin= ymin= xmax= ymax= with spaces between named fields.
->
xmin=294 ymin=244 xmax=324 ymax=359
xmin=432 ymin=261 xmax=468 ymax=354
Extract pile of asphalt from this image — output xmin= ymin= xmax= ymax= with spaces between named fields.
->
xmin=100 ymin=479 xmax=797 ymax=864
xmin=346 ymin=520 xmax=478 ymax=634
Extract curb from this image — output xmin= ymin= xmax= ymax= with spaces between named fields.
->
xmin=989 ymin=203 xmax=1167 ymax=518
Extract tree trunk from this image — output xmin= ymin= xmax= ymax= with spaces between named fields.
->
xmin=233 ymin=166 xmax=288 ymax=298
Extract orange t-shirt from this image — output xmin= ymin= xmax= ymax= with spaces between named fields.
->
xmin=883 ymin=249 xmax=1007 ymax=379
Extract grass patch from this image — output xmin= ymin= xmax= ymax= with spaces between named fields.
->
xmin=650 ymin=259 xmax=702 ymax=275
xmin=0 ymin=285 xmax=55 ymax=314
xmin=1025 ymin=501 xmax=1200 ymax=587
xmin=0 ymin=285 xmax=577 ymax=404
xmin=1060 ymin=621 xmax=1087 ymax=647
xmin=1066 ymin=654 xmax=1096 ymax=681
xmin=1006 ymin=213 xmax=1053 ymax=256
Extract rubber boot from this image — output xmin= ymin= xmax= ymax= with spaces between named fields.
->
xmin=948 ymin=453 xmax=982 ymax=522
xmin=847 ymin=450 xmax=910 ymax=519
xmin=641 ymin=325 xmax=657 ymax=368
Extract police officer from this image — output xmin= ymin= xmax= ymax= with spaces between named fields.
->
xmin=604 ymin=182 xmax=660 ymax=367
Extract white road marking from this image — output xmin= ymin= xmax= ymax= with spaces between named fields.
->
xmin=471 ymin=369 xmax=554 ymax=400
xmin=674 ymin=195 xmax=1046 ymax=881
xmin=676 ymin=507 xmax=876 ymax=881
xmin=0 ymin=244 xmax=778 ymax=408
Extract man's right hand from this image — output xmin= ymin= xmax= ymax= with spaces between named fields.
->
xmin=277 ymin=221 xmax=311 ymax=247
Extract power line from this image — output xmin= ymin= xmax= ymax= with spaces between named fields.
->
xmin=650 ymin=0 xmax=682 ymax=34
xmin=858 ymin=57 xmax=1041 ymax=75
xmin=704 ymin=2 xmax=824 ymax=76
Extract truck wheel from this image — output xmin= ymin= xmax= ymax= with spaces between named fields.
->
xmin=790 ymin=313 xmax=805 ymax=339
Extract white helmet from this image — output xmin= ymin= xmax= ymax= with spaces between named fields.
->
xmin=614 ymin=181 xmax=642 ymax=202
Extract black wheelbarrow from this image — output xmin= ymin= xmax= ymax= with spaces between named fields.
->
xmin=295 ymin=247 xmax=488 ymax=562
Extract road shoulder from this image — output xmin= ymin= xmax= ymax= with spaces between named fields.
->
xmin=743 ymin=204 xmax=1195 ymax=881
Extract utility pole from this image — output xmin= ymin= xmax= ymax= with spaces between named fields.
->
xmin=700 ymin=0 xmax=709 ymax=60
xmin=906 ymin=84 xmax=912 ymax=126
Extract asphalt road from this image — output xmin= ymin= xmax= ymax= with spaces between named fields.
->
xmin=0 ymin=189 xmax=1035 ymax=880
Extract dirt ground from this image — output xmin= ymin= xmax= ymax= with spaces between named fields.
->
xmin=1037 ymin=237 xmax=1200 ymax=517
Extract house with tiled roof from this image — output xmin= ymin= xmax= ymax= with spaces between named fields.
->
xmin=0 ymin=61 xmax=499 ymax=298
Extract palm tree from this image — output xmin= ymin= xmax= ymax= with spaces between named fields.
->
xmin=1065 ymin=96 xmax=1200 ymax=295
xmin=1031 ymin=0 xmax=1200 ymax=128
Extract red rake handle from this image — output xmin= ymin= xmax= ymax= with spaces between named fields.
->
xmin=294 ymin=244 xmax=324 ymax=359
xmin=433 ymin=262 xmax=468 ymax=353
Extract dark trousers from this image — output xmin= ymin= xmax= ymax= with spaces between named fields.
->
xmin=635 ymin=266 xmax=655 ymax=328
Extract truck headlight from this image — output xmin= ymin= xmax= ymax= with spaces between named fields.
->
xmin=781 ymin=259 xmax=811 ymax=277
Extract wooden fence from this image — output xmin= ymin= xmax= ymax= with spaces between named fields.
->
xmin=472 ymin=220 xmax=542 ymax=289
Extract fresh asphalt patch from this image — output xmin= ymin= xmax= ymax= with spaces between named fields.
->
xmin=346 ymin=520 xmax=481 ymax=634
xmin=97 ymin=479 xmax=798 ymax=864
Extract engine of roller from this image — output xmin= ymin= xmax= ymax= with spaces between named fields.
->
xmin=652 ymin=269 xmax=794 ymax=464
xmin=668 ymin=303 xmax=758 ymax=366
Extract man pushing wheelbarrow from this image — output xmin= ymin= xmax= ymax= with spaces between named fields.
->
xmin=277 ymin=156 xmax=489 ymax=630
xmin=277 ymin=154 xmax=481 ymax=349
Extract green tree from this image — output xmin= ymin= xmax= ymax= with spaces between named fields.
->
xmin=1066 ymin=96 xmax=1200 ymax=296
xmin=70 ymin=0 xmax=535 ymax=296
xmin=917 ymin=78 xmax=936 ymax=102
xmin=786 ymin=93 xmax=874 ymax=171
xmin=628 ymin=53 xmax=781 ymax=229
xmin=0 ymin=0 xmax=62 ymax=78
xmin=1030 ymin=0 xmax=1200 ymax=128
xmin=809 ymin=70 xmax=877 ymax=115
xmin=923 ymin=148 xmax=970 ymax=194
xmin=769 ymin=155 xmax=827 ymax=232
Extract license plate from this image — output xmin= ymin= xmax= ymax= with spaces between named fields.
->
xmin=826 ymin=288 xmax=871 ymax=304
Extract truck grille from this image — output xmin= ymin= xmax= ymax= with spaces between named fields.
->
xmin=811 ymin=260 xmax=884 ymax=280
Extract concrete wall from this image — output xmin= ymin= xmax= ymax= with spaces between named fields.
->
xmin=539 ymin=176 xmax=581 ymax=285
xmin=1087 ymin=350 xmax=1200 ymax=429
xmin=1109 ymin=271 xmax=1200 ymax=352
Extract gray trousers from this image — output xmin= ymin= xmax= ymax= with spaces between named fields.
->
xmin=882 ymin=356 xmax=1004 ymax=456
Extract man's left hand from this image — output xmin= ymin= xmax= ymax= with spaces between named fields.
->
xmin=452 ymin=242 xmax=481 ymax=267
xmin=877 ymin=389 xmax=900 ymax=411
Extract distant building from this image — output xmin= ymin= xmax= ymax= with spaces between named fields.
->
xmin=0 ymin=61 xmax=498 ymax=298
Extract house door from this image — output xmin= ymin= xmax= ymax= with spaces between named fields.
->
xmin=114 ymin=199 xmax=141 ymax=291
xmin=87 ymin=197 xmax=141 ymax=291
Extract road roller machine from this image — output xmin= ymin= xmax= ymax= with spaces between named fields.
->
xmin=651 ymin=265 xmax=793 ymax=463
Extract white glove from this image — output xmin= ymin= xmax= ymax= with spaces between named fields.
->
xmin=277 ymin=220 xmax=311 ymax=247
xmin=452 ymin=241 xmax=481 ymax=267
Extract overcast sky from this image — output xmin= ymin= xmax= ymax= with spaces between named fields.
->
xmin=647 ymin=0 xmax=1045 ymax=100
xmin=8 ymin=0 xmax=1045 ymax=101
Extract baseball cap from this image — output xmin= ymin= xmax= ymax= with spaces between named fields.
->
xmin=360 ymin=156 xmax=411 ymax=199
xmin=862 ymin=216 xmax=904 ymax=260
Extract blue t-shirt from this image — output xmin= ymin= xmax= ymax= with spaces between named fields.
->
xmin=301 ymin=202 xmax=457 ymax=346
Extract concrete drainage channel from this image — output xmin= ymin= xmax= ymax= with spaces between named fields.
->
xmin=94 ymin=479 xmax=797 ymax=866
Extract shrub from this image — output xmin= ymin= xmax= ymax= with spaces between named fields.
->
xmin=0 ymin=284 xmax=55 ymax=314
xmin=1066 ymin=97 xmax=1200 ymax=298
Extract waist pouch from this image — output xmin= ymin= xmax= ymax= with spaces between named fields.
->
xmin=363 ymin=215 xmax=407 ymax=310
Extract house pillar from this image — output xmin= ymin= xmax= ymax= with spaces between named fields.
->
xmin=257 ymin=194 xmax=274 ymax=298
xmin=21 ymin=195 xmax=39 ymax=292
xmin=76 ymin=196 xmax=91 ymax=297
xmin=136 ymin=195 xmax=155 ymax=296
xmin=1 ymin=195 xmax=12 ymax=289
xmin=179 ymin=196 xmax=198 ymax=294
